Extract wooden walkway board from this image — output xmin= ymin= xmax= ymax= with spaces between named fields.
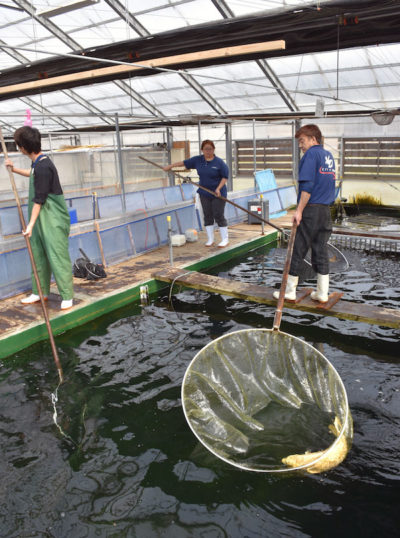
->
xmin=153 ymin=267 xmax=400 ymax=329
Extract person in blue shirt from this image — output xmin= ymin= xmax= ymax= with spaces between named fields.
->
xmin=163 ymin=139 xmax=229 ymax=247
xmin=274 ymin=124 xmax=336 ymax=303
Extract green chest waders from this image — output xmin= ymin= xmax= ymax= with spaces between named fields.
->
xmin=28 ymin=170 xmax=74 ymax=300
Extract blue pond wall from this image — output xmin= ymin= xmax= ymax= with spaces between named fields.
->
xmin=0 ymin=181 xmax=296 ymax=300
xmin=0 ymin=183 xmax=196 ymax=237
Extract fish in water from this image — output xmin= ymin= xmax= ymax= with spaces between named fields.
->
xmin=281 ymin=417 xmax=349 ymax=474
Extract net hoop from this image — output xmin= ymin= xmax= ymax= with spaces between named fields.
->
xmin=182 ymin=328 xmax=351 ymax=473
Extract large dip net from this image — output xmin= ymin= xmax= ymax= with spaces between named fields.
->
xmin=182 ymin=329 xmax=353 ymax=474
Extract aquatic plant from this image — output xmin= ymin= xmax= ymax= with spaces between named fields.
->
xmin=351 ymin=193 xmax=382 ymax=205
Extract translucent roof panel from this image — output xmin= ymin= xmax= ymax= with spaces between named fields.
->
xmin=135 ymin=0 xmax=224 ymax=33
xmin=130 ymin=73 xmax=187 ymax=95
xmin=0 ymin=98 xmax=73 ymax=132
xmin=158 ymin=99 xmax=215 ymax=117
xmin=186 ymin=61 xmax=288 ymax=112
xmin=266 ymin=44 xmax=400 ymax=113
xmin=49 ymin=2 xmax=117 ymax=32
xmin=1 ymin=18 xmax=51 ymax=46
xmin=72 ymin=22 xmax=136 ymax=49
xmin=50 ymin=2 xmax=141 ymax=46
xmin=192 ymin=62 xmax=267 ymax=85
xmin=126 ymin=73 xmax=216 ymax=116
xmin=229 ymin=0 xmax=310 ymax=17
xmin=53 ymin=82 xmax=155 ymax=118
xmin=221 ymin=93 xmax=290 ymax=114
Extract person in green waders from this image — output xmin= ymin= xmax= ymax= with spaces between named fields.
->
xmin=5 ymin=126 xmax=74 ymax=310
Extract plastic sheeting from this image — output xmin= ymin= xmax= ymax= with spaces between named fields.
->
xmin=182 ymin=329 xmax=353 ymax=473
xmin=255 ymin=169 xmax=277 ymax=191
xmin=279 ymin=185 xmax=297 ymax=209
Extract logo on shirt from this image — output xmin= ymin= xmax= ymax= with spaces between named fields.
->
xmin=319 ymin=154 xmax=335 ymax=178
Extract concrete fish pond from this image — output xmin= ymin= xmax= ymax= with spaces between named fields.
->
xmin=0 ymin=241 xmax=399 ymax=537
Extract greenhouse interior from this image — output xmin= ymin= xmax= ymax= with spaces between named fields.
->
xmin=0 ymin=1 xmax=399 ymax=537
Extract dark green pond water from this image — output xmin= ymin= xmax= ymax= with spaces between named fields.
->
xmin=0 ymin=243 xmax=399 ymax=537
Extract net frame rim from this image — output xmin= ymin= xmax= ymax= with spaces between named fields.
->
xmin=276 ymin=239 xmax=349 ymax=274
xmin=182 ymin=327 xmax=350 ymax=474
xmin=325 ymin=242 xmax=349 ymax=272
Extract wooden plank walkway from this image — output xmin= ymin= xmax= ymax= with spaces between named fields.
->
xmin=153 ymin=267 xmax=400 ymax=329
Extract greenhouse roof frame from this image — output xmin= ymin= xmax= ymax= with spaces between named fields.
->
xmin=0 ymin=0 xmax=400 ymax=134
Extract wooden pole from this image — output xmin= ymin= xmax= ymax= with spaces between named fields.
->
xmin=0 ymin=128 xmax=64 ymax=383
xmin=138 ymin=155 xmax=285 ymax=234
xmin=273 ymin=222 xmax=297 ymax=331
xmin=94 ymin=221 xmax=107 ymax=267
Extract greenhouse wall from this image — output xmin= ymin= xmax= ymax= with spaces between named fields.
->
xmin=1 ymin=118 xmax=399 ymax=208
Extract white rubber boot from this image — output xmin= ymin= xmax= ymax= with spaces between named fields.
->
xmin=205 ymin=225 xmax=214 ymax=247
xmin=311 ymin=273 xmax=329 ymax=303
xmin=273 ymin=275 xmax=298 ymax=301
xmin=61 ymin=299 xmax=73 ymax=310
xmin=217 ymin=227 xmax=229 ymax=248
xmin=21 ymin=293 xmax=47 ymax=304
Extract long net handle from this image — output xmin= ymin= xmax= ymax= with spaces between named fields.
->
xmin=273 ymin=222 xmax=297 ymax=331
xmin=0 ymin=128 xmax=64 ymax=383
xmin=139 ymin=155 xmax=285 ymax=235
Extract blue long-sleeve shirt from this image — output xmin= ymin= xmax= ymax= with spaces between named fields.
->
xmin=298 ymin=145 xmax=336 ymax=205
xmin=184 ymin=155 xmax=229 ymax=198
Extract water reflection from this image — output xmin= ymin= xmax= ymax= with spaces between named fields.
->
xmin=335 ymin=212 xmax=400 ymax=234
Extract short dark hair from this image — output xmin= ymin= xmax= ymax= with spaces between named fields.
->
xmin=295 ymin=124 xmax=322 ymax=145
xmin=201 ymin=139 xmax=215 ymax=150
xmin=14 ymin=126 xmax=41 ymax=154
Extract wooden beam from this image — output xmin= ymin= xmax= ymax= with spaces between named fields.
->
xmin=0 ymin=40 xmax=285 ymax=97
xmin=153 ymin=267 xmax=400 ymax=329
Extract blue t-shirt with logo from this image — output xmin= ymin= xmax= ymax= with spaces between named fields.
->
xmin=298 ymin=145 xmax=336 ymax=204
xmin=184 ymin=155 xmax=229 ymax=198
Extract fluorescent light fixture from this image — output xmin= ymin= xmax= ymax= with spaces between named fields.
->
xmin=37 ymin=0 xmax=99 ymax=18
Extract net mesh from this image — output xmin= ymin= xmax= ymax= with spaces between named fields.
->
xmin=182 ymin=329 xmax=353 ymax=473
